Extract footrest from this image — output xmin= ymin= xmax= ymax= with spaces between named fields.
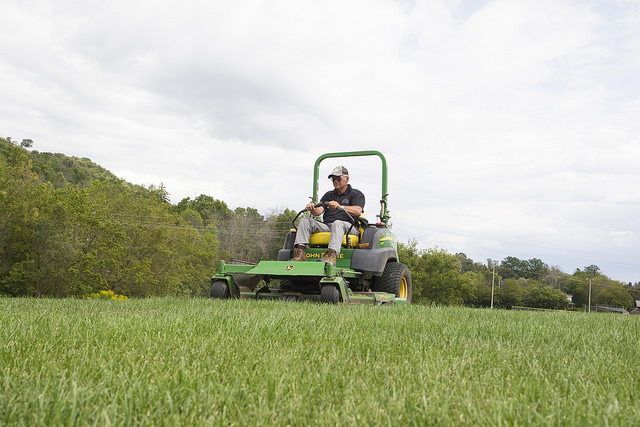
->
xmin=241 ymin=261 xmax=328 ymax=276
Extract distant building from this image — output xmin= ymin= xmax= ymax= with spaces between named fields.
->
xmin=566 ymin=294 xmax=574 ymax=309
xmin=631 ymin=300 xmax=640 ymax=315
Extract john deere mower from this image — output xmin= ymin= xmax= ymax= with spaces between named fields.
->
xmin=210 ymin=150 xmax=412 ymax=304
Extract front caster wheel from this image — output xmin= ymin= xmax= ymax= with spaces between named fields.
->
xmin=210 ymin=280 xmax=230 ymax=299
xmin=320 ymin=285 xmax=340 ymax=304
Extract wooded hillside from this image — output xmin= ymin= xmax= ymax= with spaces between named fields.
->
xmin=0 ymin=138 xmax=294 ymax=297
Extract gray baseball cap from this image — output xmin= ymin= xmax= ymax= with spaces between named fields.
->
xmin=328 ymin=166 xmax=349 ymax=178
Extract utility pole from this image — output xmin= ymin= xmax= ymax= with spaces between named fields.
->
xmin=588 ymin=278 xmax=592 ymax=313
xmin=491 ymin=263 xmax=496 ymax=309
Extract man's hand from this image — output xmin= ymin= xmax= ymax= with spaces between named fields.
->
xmin=306 ymin=202 xmax=323 ymax=216
xmin=326 ymin=201 xmax=341 ymax=210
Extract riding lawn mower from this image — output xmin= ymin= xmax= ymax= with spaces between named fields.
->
xmin=210 ymin=150 xmax=412 ymax=304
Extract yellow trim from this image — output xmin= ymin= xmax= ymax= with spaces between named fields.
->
xmin=512 ymin=306 xmax=573 ymax=313
xmin=399 ymin=277 xmax=407 ymax=299
xmin=309 ymin=232 xmax=359 ymax=247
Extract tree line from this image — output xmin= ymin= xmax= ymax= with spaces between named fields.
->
xmin=1 ymin=137 xmax=637 ymax=309
xmin=400 ymin=243 xmax=637 ymax=310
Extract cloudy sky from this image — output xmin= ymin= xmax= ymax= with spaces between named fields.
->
xmin=2 ymin=0 xmax=639 ymax=282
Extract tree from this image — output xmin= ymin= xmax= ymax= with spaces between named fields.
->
xmin=544 ymin=266 xmax=567 ymax=290
xmin=0 ymin=143 xmax=220 ymax=298
xmin=264 ymin=208 xmax=297 ymax=260
xmin=499 ymin=256 xmax=528 ymax=279
xmin=401 ymin=244 xmax=465 ymax=305
xmin=455 ymin=253 xmax=488 ymax=274
xmin=498 ymin=256 xmax=549 ymax=281
xmin=460 ymin=271 xmax=492 ymax=307
xmin=495 ymin=278 xmax=523 ymax=308
xmin=598 ymin=284 xmax=634 ymax=311
xmin=0 ymin=140 xmax=52 ymax=296
xmin=521 ymin=284 xmax=569 ymax=310
xmin=583 ymin=265 xmax=601 ymax=276
xmin=456 ymin=253 xmax=475 ymax=273
xmin=171 ymin=194 xmax=232 ymax=227
xmin=526 ymin=258 xmax=549 ymax=281
xmin=79 ymin=180 xmax=217 ymax=297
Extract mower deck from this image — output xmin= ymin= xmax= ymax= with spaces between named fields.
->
xmin=212 ymin=260 xmax=407 ymax=305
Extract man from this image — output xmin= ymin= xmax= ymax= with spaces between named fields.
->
xmin=292 ymin=166 xmax=365 ymax=264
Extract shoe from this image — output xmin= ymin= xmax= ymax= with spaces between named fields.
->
xmin=321 ymin=248 xmax=337 ymax=265
xmin=292 ymin=246 xmax=306 ymax=262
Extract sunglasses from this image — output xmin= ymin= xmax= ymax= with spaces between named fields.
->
xmin=331 ymin=175 xmax=344 ymax=181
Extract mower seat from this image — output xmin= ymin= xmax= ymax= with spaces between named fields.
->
xmin=309 ymin=232 xmax=359 ymax=247
xmin=308 ymin=215 xmax=367 ymax=248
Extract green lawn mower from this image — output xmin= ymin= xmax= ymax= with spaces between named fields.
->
xmin=210 ymin=150 xmax=412 ymax=304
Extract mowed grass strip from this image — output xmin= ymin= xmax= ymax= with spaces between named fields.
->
xmin=1 ymin=298 xmax=639 ymax=426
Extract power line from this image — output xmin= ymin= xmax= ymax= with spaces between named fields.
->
xmin=394 ymin=226 xmax=639 ymax=274
xmin=54 ymin=209 xmax=639 ymax=278
xmin=400 ymin=224 xmax=639 ymax=261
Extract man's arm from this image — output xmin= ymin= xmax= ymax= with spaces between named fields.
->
xmin=343 ymin=204 xmax=363 ymax=217
xmin=305 ymin=202 xmax=324 ymax=216
xmin=324 ymin=201 xmax=362 ymax=217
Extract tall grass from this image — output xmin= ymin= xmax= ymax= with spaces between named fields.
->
xmin=1 ymin=298 xmax=638 ymax=426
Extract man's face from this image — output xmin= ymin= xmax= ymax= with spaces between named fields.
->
xmin=331 ymin=175 xmax=349 ymax=193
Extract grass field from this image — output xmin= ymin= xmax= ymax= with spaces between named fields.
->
xmin=1 ymin=298 xmax=639 ymax=426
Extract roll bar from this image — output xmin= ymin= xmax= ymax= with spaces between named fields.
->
xmin=313 ymin=150 xmax=390 ymax=225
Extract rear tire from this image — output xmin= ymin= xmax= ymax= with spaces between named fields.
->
xmin=210 ymin=280 xmax=230 ymax=299
xmin=320 ymin=285 xmax=340 ymax=304
xmin=372 ymin=262 xmax=412 ymax=304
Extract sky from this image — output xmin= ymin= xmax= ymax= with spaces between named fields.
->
xmin=2 ymin=0 xmax=639 ymax=283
